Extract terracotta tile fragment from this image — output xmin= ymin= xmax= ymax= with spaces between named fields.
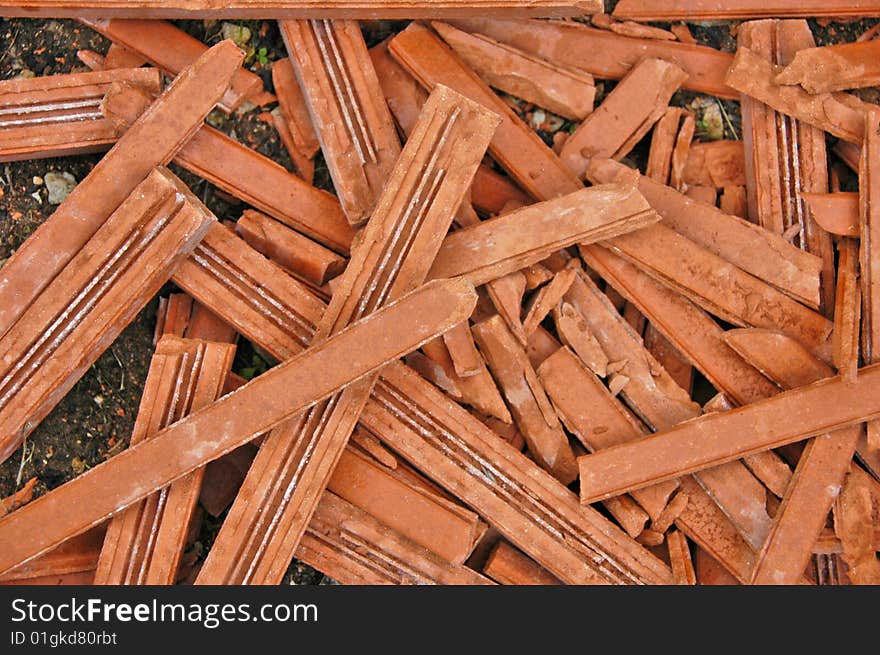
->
xmin=482 ymin=541 xmax=561 ymax=585
xmin=0 ymin=168 xmax=215 ymax=464
xmin=667 ymin=529 xmax=696 ymax=585
xmin=833 ymin=467 xmax=880 ymax=584
xmin=271 ymin=57 xmax=320 ymax=158
xmin=587 ymin=158 xmax=823 ymax=310
xmin=559 ymin=58 xmax=687 ymax=179
xmin=524 ymin=326 xmax=561 ymax=371
xmin=578 ymin=360 xmax=880 ymax=506
xmin=441 ymin=322 xmax=483 ymax=378
xmin=693 ymin=545 xmax=741 ymax=585
xmin=80 ymin=18 xmax=266 ymax=112
xmin=265 ymin=107 xmax=315 ymax=183
xmin=668 ymin=113 xmax=695 ymax=192
xmin=94 ymin=336 xmax=235 ymax=585
xmin=280 ymin=19 xmax=401 ymax=226
xmin=388 ymin=22 xmax=583 ymax=202
xmin=0 ymin=67 xmax=161 ymax=162
xmin=448 ymin=18 xmax=736 ymax=99
xmin=0 ymin=41 xmax=242 ymax=341
xmin=432 ymin=21 xmax=595 ymax=121
xmin=726 ymin=45 xmax=871 ymax=145
xmin=0 ymin=277 xmax=478 ymax=575
xmin=196 ymin=88 xmax=496 ymax=585
xmin=613 ymin=0 xmax=880 ymax=21
xmin=833 ymin=239 xmax=862 ymax=383
xmin=644 ymin=324 xmax=693 ymax=394
xmin=472 ymin=315 xmax=578 ymax=484
xmin=682 ymin=140 xmax=746 ymax=189
xmin=720 ymin=186 xmax=748 ymax=219
xmin=834 ymin=140 xmax=862 ymax=173
xmin=776 ymin=38 xmax=880 ymax=94
xmin=235 ymin=209 xmax=346 ymax=287
xmin=0 ymin=478 xmax=37 ymax=517
xmin=646 ymin=107 xmax=686 ymax=186
xmin=591 ymin=13 xmax=677 ymax=42
xmin=0 ymin=525 xmax=105 ymax=583
xmin=0 ymin=1 xmax=603 ymax=19
xmin=861 ymin=109 xmax=880 ymax=367
xmin=552 ymin=302 xmax=608 ymax=378
xmin=670 ymin=24 xmax=696 ymax=45
xmin=522 ymin=264 xmax=578 ymax=337
xmin=801 ymin=192 xmax=859 ymax=237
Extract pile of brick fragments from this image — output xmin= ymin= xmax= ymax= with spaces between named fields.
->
xmin=1 ymin=0 xmax=880 ymax=586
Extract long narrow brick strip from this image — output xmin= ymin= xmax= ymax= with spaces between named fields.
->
xmin=196 ymin=87 xmax=498 ymax=585
xmin=578 ymin=362 xmax=880 ymax=505
xmin=0 ymin=39 xmax=242 ymax=340
xmin=361 ymin=361 xmax=673 ymax=585
xmin=0 ymin=526 xmax=106 ymax=584
xmin=102 ymin=83 xmax=354 ymax=254
xmin=94 ymin=337 xmax=235 ymax=585
xmin=281 ymin=19 xmax=401 ymax=226
xmin=722 ymin=329 xmax=862 ymax=585
xmin=0 ymin=67 xmax=161 ymax=162
xmin=482 ymin=541 xmax=562 ymax=585
xmin=0 ymin=1 xmax=603 ymax=19
xmin=447 ymin=17 xmax=736 ymax=99
xmin=861 ymin=110 xmax=880 ymax=453
xmin=0 ymin=168 xmax=215 ymax=464
xmin=80 ymin=18 xmax=264 ymax=112
xmin=0 ymin=277 xmax=477 ymax=574
xmin=389 ymin=21 xmax=583 ymax=202
xmin=613 ymin=0 xmax=880 ymax=21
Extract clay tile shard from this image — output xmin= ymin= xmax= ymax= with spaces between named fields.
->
xmin=725 ymin=45 xmax=870 ymax=145
xmin=801 ymin=192 xmax=860 ymax=237
xmin=666 ymin=529 xmax=696 ymax=585
xmin=280 ymin=19 xmax=402 ymax=227
xmin=613 ymin=0 xmax=880 ymax=21
xmin=432 ymin=21 xmax=595 ymax=121
xmin=0 ymin=525 xmax=106 ymax=584
xmin=195 ymin=87 xmax=498 ymax=586
xmin=297 ymin=493 xmax=492 ymax=586
xmin=428 ymin=183 xmax=661 ymax=286
xmin=234 ymin=209 xmax=346 ymax=287
xmin=861 ymin=109 xmax=880 ymax=367
xmin=722 ymin=328 xmax=862 ymax=585
xmin=559 ymin=58 xmax=687 ymax=179
xmin=482 ymin=541 xmax=562 ymax=585
xmin=682 ymin=140 xmax=746 ymax=189
xmin=577 ymin=361 xmax=880 ymax=506
xmin=553 ymin=302 xmax=609 ymax=378
xmin=0 ymin=67 xmax=161 ymax=162
xmin=646 ymin=107 xmax=686 ymax=186
xmin=591 ymin=13 xmax=677 ymax=42
xmin=522 ymin=264 xmax=579 ymax=337
xmin=587 ymin=158 xmax=824 ymax=310
xmin=0 ymin=479 xmax=37 ymax=518
xmin=0 ymin=167 xmax=215 ymax=465
xmin=272 ymin=57 xmax=321 ymax=158
xmin=472 ymin=315 xmax=578 ymax=484
xmin=95 ymin=336 xmax=235 ymax=585
xmin=776 ymin=38 xmax=880 ymax=95
xmin=0 ymin=1 xmax=603 ymax=19
xmin=0 ymin=277 xmax=477 ymax=575
xmin=80 ymin=18 xmax=266 ymax=112
xmin=833 ymin=467 xmax=880 ymax=584
xmin=831 ymin=241 xmax=862 ymax=383
xmin=388 ymin=22 xmax=583 ymax=202
xmin=363 ymin=361 xmax=673 ymax=585
xmin=448 ymin=18 xmax=735 ymax=99
xmin=102 ymin=82 xmax=354 ymax=254
xmin=441 ymin=322 xmax=483 ymax=378
xmin=0 ymin=40 xmax=242 ymax=341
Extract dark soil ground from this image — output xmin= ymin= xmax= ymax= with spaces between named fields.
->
xmin=0 ymin=9 xmax=877 ymax=584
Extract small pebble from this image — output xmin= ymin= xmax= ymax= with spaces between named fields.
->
xmin=44 ymin=171 xmax=77 ymax=204
xmin=222 ymin=22 xmax=252 ymax=47
xmin=32 ymin=176 xmax=43 ymax=186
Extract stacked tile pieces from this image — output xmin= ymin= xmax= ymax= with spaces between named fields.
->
xmin=1 ymin=8 xmax=879 ymax=586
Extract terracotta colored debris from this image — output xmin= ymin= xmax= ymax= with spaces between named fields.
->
xmin=0 ymin=526 xmax=106 ymax=584
xmin=682 ymin=140 xmax=746 ymax=189
xmin=667 ymin=530 xmax=696 ymax=585
xmin=578 ymin=361 xmax=880 ymax=505
xmin=441 ymin=323 xmax=483 ymax=378
xmin=102 ymin=82 xmax=354 ymax=254
xmin=833 ymin=239 xmax=862 ymax=383
xmin=552 ymin=303 xmax=609 ymax=378
xmin=234 ymin=209 xmax=346 ymax=287
xmin=834 ymin=140 xmax=862 ymax=173
xmin=613 ymin=0 xmax=880 ymax=21
xmin=726 ymin=45 xmax=872 ymax=145
xmin=646 ymin=107 xmax=687 ymax=186
xmin=482 ymin=541 xmax=562 ymax=585
xmin=0 ymin=40 xmax=242 ymax=341
xmin=833 ymin=467 xmax=880 ymax=584
xmin=522 ymin=264 xmax=578 ymax=337
xmin=591 ymin=13 xmax=677 ymax=42
xmin=0 ymin=168 xmax=214 ymax=464
xmin=861 ymin=109 xmax=880 ymax=369
xmin=429 ymin=183 xmax=661 ymax=285
xmin=281 ymin=20 xmax=401 ymax=226
xmin=0 ymin=277 xmax=477 ymax=574
xmin=801 ymin=192 xmax=860 ymax=237
xmin=80 ymin=18 xmax=266 ymax=112
xmin=588 ymin=158 xmax=823 ymax=308
xmin=432 ymin=21 xmax=595 ymax=121
xmin=272 ymin=58 xmax=320 ymax=157
xmin=776 ymin=38 xmax=880 ymax=94
xmin=95 ymin=336 xmax=235 ymax=585
xmin=644 ymin=324 xmax=693 ymax=395
xmin=472 ymin=315 xmax=578 ymax=484
xmin=559 ymin=58 xmax=687 ymax=179
xmin=738 ymin=20 xmax=835 ymax=315
xmin=0 ymin=67 xmax=161 ymax=162
xmin=0 ymin=479 xmax=37 ymax=517
xmin=195 ymin=88 xmax=497 ymax=585
xmin=448 ymin=18 xmax=736 ymax=99
xmin=0 ymin=1 xmax=603 ymax=19
xmin=720 ymin=186 xmax=748 ymax=219
xmin=78 ymin=42 xmax=148 ymax=71
xmin=721 ymin=329 xmax=861 ymax=585
xmin=668 ymin=113 xmax=695 ymax=192
xmin=388 ymin=22 xmax=582 ymax=202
